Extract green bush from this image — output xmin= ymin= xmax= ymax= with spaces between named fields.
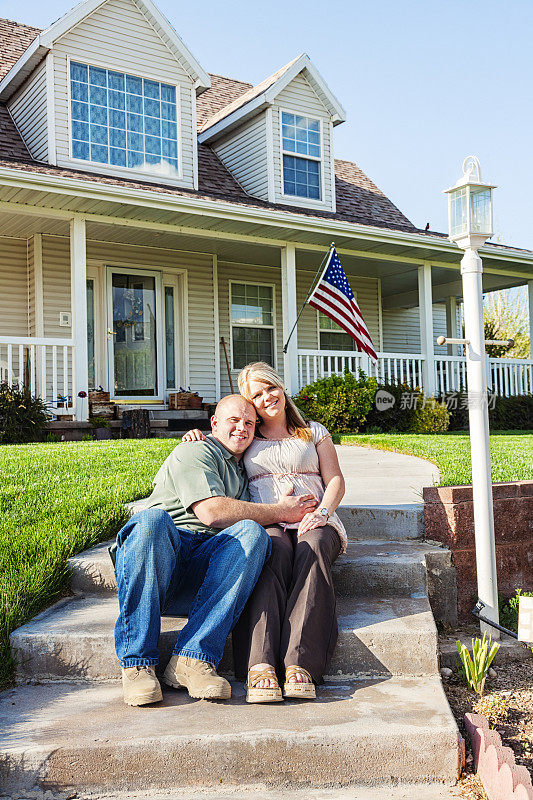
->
xmin=0 ymin=383 xmax=50 ymax=444
xmin=363 ymin=382 xmax=420 ymax=432
xmin=439 ymin=392 xmax=533 ymax=431
xmin=294 ymin=370 xmax=378 ymax=433
xmin=410 ymin=397 xmax=450 ymax=433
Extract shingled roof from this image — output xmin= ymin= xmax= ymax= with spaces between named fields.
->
xmin=0 ymin=15 xmax=416 ymax=233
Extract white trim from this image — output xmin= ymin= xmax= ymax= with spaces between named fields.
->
xmin=0 ymin=168 xmax=532 ymax=269
xmin=265 ymin=107 xmax=275 ymax=203
xmin=328 ymin=120 xmax=336 ymax=214
xmin=278 ymin=107 xmax=328 ymax=209
xmin=377 ymin=276 xmax=383 ymax=352
xmin=65 ymin=55 xmax=184 ymax=184
xmin=280 ymin=243 xmax=298 ymax=391
xmin=162 ymin=269 xmax=186 ymax=394
xmin=228 ymin=279 xmax=277 ymax=372
xmin=191 ymin=86 xmax=198 ymax=191
xmin=212 ymin=254 xmax=221 ymax=400
xmin=528 ymin=280 xmax=533 ymax=359
xmin=45 ymin=53 xmax=57 ymax=165
xmin=70 ymin=216 xmax=89 ymax=419
xmin=105 ymin=264 xmax=164 ymax=402
xmin=33 ymin=233 xmax=44 ymax=337
xmin=418 ymin=262 xmax=436 ymax=396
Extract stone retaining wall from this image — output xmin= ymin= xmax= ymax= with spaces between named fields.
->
xmin=423 ymin=481 xmax=533 ymax=620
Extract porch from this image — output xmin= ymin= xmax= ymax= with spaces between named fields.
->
xmin=1 ymin=179 xmax=532 ymax=422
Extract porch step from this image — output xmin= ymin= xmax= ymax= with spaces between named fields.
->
xmin=9 ymin=594 xmax=438 ymax=683
xmin=151 ymin=409 xmax=209 ymax=420
xmin=337 ymin=504 xmax=424 ymax=540
xmin=0 ymin=676 xmax=460 ymax=793
xmin=68 ymin=538 xmax=439 ymax=599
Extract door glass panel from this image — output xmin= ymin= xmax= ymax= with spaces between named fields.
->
xmin=164 ymin=286 xmax=176 ymax=388
xmin=112 ymin=273 xmax=157 ymax=396
xmin=87 ymin=279 xmax=95 ymax=389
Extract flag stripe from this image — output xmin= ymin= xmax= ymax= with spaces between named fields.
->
xmin=307 ymin=247 xmax=377 ymax=360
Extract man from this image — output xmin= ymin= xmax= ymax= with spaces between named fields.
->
xmin=114 ymin=394 xmax=317 ymax=706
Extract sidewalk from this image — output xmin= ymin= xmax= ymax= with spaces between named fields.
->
xmin=336 ymin=443 xmax=439 ymax=506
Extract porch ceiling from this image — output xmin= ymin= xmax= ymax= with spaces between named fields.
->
xmin=0 ymin=180 xmax=532 ymax=286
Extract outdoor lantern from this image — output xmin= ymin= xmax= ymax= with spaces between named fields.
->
xmin=445 ymin=156 xmax=496 ymax=250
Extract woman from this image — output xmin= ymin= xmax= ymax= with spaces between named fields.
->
xmin=182 ymin=362 xmax=346 ymax=702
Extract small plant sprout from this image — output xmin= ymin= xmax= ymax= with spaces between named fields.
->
xmin=456 ymin=632 xmax=500 ymax=696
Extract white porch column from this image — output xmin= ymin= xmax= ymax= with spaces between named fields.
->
xmin=418 ymin=263 xmax=436 ymax=396
xmin=70 ymin=217 xmax=89 ymax=421
xmin=281 ymin=243 xmax=298 ymax=394
xmin=528 ymin=280 xmax=533 ymax=359
xmin=445 ymin=295 xmax=458 ymax=356
xmin=32 ymin=234 xmax=45 ymax=398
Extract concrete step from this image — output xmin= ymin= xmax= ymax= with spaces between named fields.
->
xmin=10 ymin=595 xmax=438 ymax=683
xmin=77 ymin=785 xmax=462 ymax=800
xmin=337 ymin=504 xmax=424 ymax=540
xmin=69 ymin=539 xmax=439 ymax=599
xmin=0 ymin=677 xmax=460 ymax=793
xmin=151 ymin=410 xmax=209 ymax=419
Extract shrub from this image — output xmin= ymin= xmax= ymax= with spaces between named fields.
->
xmin=363 ymin=382 xmax=450 ymax=434
xmin=294 ymin=370 xmax=378 ymax=433
xmin=410 ymin=397 xmax=450 ymax=434
xmin=0 ymin=383 xmax=50 ymax=444
xmin=456 ymin=632 xmax=500 ymax=696
xmin=439 ymin=392 xmax=533 ymax=431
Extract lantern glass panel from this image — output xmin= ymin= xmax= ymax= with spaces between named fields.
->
xmin=470 ymin=187 xmax=491 ymax=234
xmin=450 ymin=187 xmax=468 ymax=237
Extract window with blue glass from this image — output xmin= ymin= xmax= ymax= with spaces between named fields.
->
xmin=70 ymin=62 xmax=179 ymax=172
xmin=281 ymin=112 xmax=321 ymax=200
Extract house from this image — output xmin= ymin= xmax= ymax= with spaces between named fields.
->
xmin=0 ymin=0 xmax=532 ymax=421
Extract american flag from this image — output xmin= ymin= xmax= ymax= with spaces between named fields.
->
xmin=308 ymin=247 xmax=377 ymax=360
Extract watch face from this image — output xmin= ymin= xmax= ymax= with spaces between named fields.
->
xmin=320 ymin=507 xmax=328 ymax=517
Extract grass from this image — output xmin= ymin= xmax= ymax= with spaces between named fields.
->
xmin=0 ymin=437 xmax=181 ymax=690
xmin=338 ymin=430 xmax=533 ymax=486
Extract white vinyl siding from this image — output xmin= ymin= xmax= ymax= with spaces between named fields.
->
xmin=7 ymin=62 xmax=48 ymax=161
xmin=53 ymin=0 xmax=195 ymax=188
xmin=217 ymin=262 xmax=284 ymax=396
xmin=0 ymin=237 xmax=29 ymax=337
xmin=296 ymin=270 xmax=380 ymax=351
xmin=212 ymin=113 xmax=270 ymax=201
xmin=272 ymin=73 xmax=334 ymax=211
xmin=382 ymin=304 xmax=448 ymax=354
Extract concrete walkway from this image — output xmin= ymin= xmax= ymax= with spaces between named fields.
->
xmin=336 ymin=444 xmax=439 ymax=506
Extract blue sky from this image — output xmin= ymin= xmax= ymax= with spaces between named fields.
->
xmin=7 ymin=0 xmax=533 ymax=250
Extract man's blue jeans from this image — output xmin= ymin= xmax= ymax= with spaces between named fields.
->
xmin=114 ymin=508 xmax=271 ymax=668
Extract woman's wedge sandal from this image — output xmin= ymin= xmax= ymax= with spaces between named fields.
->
xmin=246 ymin=666 xmax=283 ymax=703
xmin=283 ymin=666 xmax=316 ymax=699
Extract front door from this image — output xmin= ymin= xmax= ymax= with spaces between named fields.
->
xmin=106 ymin=268 xmax=163 ymax=401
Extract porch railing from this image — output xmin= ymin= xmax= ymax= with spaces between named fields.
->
xmin=297 ymin=350 xmax=425 ymax=391
xmin=297 ymin=349 xmax=533 ymax=398
xmin=0 ymin=336 xmax=76 ymax=415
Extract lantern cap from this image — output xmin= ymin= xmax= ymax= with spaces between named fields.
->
xmin=444 ymin=156 xmax=497 ymax=193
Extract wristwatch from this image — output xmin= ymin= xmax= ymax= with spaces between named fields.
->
xmin=319 ymin=507 xmax=329 ymax=520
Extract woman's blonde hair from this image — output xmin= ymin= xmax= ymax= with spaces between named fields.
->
xmin=238 ymin=362 xmax=312 ymax=442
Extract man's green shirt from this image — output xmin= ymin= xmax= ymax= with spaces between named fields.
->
xmin=145 ymin=434 xmax=250 ymax=534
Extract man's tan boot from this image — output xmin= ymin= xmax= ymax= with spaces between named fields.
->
xmin=121 ymin=665 xmax=163 ymax=706
xmin=163 ymin=655 xmax=231 ymax=700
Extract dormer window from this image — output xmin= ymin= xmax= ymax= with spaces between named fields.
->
xmin=69 ymin=61 xmax=179 ymax=173
xmin=281 ymin=111 xmax=321 ymax=200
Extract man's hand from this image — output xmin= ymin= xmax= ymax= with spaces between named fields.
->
xmin=277 ymin=483 xmax=318 ymax=524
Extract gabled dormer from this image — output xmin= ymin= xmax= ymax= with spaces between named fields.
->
xmin=197 ymin=54 xmax=346 ymax=212
xmin=0 ymin=0 xmax=210 ymax=189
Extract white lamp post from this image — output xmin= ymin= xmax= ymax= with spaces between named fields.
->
xmin=444 ymin=156 xmax=500 ymax=637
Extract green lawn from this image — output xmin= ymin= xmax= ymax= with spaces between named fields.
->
xmin=339 ymin=431 xmax=533 ymax=486
xmin=1 ymin=431 xmax=532 ymax=690
xmin=0 ymin=438 xmax=181 ymax=689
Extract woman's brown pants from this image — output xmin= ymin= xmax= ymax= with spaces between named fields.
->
xmin=232 ymin=523 xmax=341 ymax=685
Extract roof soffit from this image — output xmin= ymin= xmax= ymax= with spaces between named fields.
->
xmin=198 ymin=53 xmax=346 ymax=144
xmin=0 ymin=0 xmax=210 ymax=101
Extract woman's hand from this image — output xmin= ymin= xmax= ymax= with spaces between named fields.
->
xmin=297 ymin=510 xmax=327 ymax=537
xmin=181 ymin=429 xmax=206 ymax=442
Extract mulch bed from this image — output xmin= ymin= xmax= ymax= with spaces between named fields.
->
xmin=441 ymin=641 xmax=533 ymax=799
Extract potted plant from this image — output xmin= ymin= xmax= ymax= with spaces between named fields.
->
xmin=89 ymin=415 xmax=113 ymax=440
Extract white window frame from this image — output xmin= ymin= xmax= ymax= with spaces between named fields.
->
xmin=66 ymin=55 xmax=183 ymax=183
xmin=279 ymin=107 xmax=326 ymax=206
xmin=162 ymin=270 xmax=188 ymax=395
xmin=229 ymin=280 xmax=277 ymax=371
xmin=316 ymin=308 xmax=357 ymax=351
